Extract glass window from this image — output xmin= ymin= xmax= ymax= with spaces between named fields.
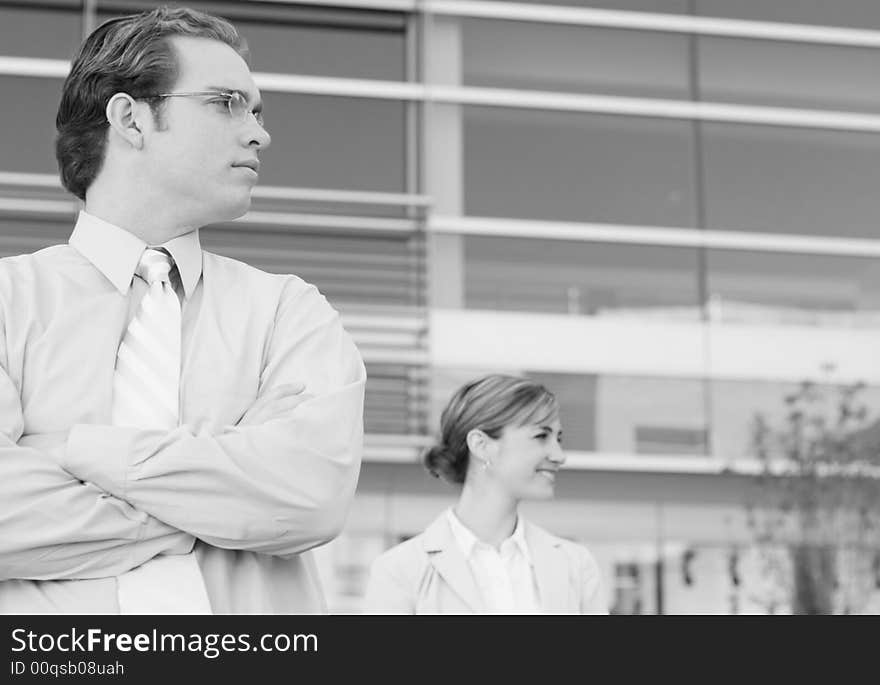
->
xmin=364 ymin=363 xmax=426 ymax=436
xmin=0 ymin=76 xmax=63 ymax=174
xmin=611 ymin=561 xmax=648 ymax=614
xmin=662 ymin=544 xmax=756 ymax=614
xmin=710 ymin=379 xmax=880 ymax=461
xmin=239 ymin=19 xmax=405 ymax=80
xmin=88 ymin=6 xmax=410 ymax=192
xmin=200 ymin=225 xmax=421 ymax=308
xmin=431 ymin=368 xmax=606 ymax=451
xmin=707 ymin=250 xmax=880 ymax=326
xmin=462 ymin=19 xmax=689 ymax=99
xmin=463 ymin=237 xmax=701 ymax=317
xmin=696 ymin=0 xmax=880 ymax=31
xmin=0 ymin=3 xmax=83 ymax=59
xmin=702 ymin=123 xmax=880 ymax=239
xmin=596 ymin=375 xmax=708 ymax=455
xmin=259 ymin=94 xmax=406 ymax=192
xmin=462 ymin=106 xmax=697 ymax=226
xmin=0 ymin=216 xmax=72 ymax=258
xmin=431 ymin=369 xmax=709 ymax=455
xmin=698 ymin=38 xmax=880 ymax=114
xmin=96 ymin=2 xmax=406 ymax=79
xmin=478 ymin=0 xmax=689 ymax=11
xmin=528 ymin=371 xmax=597 ymax=451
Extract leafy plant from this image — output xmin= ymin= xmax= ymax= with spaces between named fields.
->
xmin=747 ymin=379 xmax=880 ymax=614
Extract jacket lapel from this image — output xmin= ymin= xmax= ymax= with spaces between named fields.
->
xmin=422 ymin=514 xmax=485 ymax=612
xmin=527 ymin=523 xmax=570 ymax=613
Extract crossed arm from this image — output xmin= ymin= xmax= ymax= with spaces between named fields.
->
xmin=0 ymin=281 xmax=365 ymax=581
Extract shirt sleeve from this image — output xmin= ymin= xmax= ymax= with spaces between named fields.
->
xmin=0 ymin=317 xmax=195 ymax=582
xmin=64 ymin=279 xmax=366 ymax=557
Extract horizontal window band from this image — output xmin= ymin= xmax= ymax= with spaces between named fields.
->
xmin=5 ymin=57 xmax=880 ymax=132
xmin=267 ymin=0 xmax=880 ymax=48
xmin=430 ymin=215 xmax=880 ymax=259
xmin=360 ymin=441 xmax=880 ymax=477
xmin=424 ymin=0 xmax=880 ymax=48
xmin=1 ymin=191 xmax=878 ymax=258
xmin=0 ymin=171 xmax=431 ymax=208
xmin=0 ymin=198 xmax=422 ymax=233
xmin=430 ymin=309 xmax=880 ymax=385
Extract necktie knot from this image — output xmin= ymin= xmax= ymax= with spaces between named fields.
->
xmin=136 ymin=248 xmax=174 ymax=285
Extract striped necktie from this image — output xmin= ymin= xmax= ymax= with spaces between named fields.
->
xmin=112 ymin=247 xmax=212 ymax=614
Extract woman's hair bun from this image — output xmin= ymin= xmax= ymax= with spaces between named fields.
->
xmin=422 ymin=443 xmax=467 ymax=484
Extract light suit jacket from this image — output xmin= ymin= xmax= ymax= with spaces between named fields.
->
xmin=362 ymin=513 xmax=607 ymax=614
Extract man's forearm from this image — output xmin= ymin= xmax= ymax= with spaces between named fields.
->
xmin=0 ymin=439 xmax=194 ymax=581
xmin=63 ymin=378 xmax=365 ymax=556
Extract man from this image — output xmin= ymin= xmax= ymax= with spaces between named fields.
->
xmin=0 ymin=7 xmax=365 ymax=613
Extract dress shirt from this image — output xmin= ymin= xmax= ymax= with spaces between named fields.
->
xmin=0 ymin=210 xmax=366 ymax=613
xmin=445 ymin=509 xmax=541 ymax=613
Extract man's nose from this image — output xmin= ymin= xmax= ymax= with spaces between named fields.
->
xmin=248 ymin=119 xmax=271 ymax=151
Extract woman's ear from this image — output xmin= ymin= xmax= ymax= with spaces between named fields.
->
xmin=466 ymin=429 xmax=493 ymax=468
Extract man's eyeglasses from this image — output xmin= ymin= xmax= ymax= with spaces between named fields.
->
xmin=146 ymin=90 xmax=263 ymax=126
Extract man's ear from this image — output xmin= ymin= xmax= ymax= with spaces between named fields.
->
xmin=105 ymin=93 xmax=147 ymax=150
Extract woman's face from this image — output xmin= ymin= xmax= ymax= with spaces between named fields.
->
xmin=486 ymin=416 xmax=565 ymax=501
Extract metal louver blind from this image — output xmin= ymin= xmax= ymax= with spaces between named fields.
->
xmin=201 ymin=225 xmax=424 ymax=309
xmin=0 ymin=210 xmax=431 ymax=445
xmin=0 ymin=215 xmax=73 ymax=258
xmin=364 ymin=363 xmax=429 ymax=436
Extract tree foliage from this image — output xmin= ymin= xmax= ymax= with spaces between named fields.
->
xmin=747 ymin=380 xmax=880 ymax=614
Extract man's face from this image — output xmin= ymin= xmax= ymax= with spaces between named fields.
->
xmin=142 ymin=36 xmax=271 ymax=226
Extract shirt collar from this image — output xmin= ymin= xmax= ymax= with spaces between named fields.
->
xmin=445 ymin=508 xmax=533 ymax=564
xmin=68 ymin=210 xmax=202 ymax=298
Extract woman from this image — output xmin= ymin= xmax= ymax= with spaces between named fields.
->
xmin=363 ymin=374 xmax=606 ymax=614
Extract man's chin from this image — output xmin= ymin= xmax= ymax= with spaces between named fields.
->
xmin=208 ymin=195 xmax=252 ymax=225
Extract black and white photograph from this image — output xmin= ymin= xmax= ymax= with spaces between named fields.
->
xmin=1 ymin=0 xmax=879 ymax=639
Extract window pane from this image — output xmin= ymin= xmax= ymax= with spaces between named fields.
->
xmin=260 ymin=94 xmax=406 ymax=192
xmin=432 ymin=368 xmax=708 ymax=455
xmin=463 ymin=107 xmax=697 ymax=225
xmin=364 ymin=363 xmax=423 ymax=435
xmin=96 ymin=2 xmax=406 ymax=78
xmin=0 ymin=76 xmax=63 ymax=173
xmin=699 ymin=38 xmax=880 ymax=114
xmin=696 ymin=0 xmax=880 ymax=31
xmin=702 ymin=123 xmax=880 ymax=239
xmin=707 ymin=250 xmax=880 ymax=326
xmin=0 ymin=3 xmax=82 ymax=59
xmin=711 ymin=380 xmax=880 ymax=461
xmin=478 ymin=0 xmax=689 ymax=12
xmin=0 ymin=216 xmax=71 ymax=257
xmin=464 ymin=237 xmax=700 ymax=316
xmin=240 ymin=20 xmax=405 ymax=80
xmin=462 ymin=19 xmax=689 ymax=98
xmin=596 ymin=376 xmax=708 ymax=455
xmin=201 ymin=225 xmax=421 ymax=307
xmin=528 ymin=371 xmax=597 ymax=451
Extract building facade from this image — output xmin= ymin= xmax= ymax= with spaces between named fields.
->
xmin=1 ymin=0 xmax=879 ymax=613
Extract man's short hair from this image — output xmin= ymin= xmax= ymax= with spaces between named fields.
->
xmin=55 ymin=6 xmax=248 ymax=201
